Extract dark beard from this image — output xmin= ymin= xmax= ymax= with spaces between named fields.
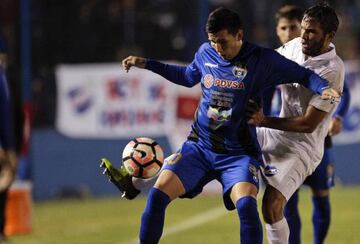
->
xmin=302 ymin=37 xmax=325 ymax=57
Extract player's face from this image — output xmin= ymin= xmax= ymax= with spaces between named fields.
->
xmin=300 ymin=18 xmax=332 ymax=57
xmin=276 ymin=18 xmax=301 ymax=44
xmin=208 ymin=29 xmax=243 ymax=60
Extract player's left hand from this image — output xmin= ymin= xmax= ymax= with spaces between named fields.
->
xmin=321 ymin=88 xmax=341 ymax=103
xmin=328 ymin=117 xmax=343 ymax=136
xmin=246 ymin=99 xmax=265 ymax=126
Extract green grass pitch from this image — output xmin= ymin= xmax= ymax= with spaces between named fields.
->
xmin=8 ymin=186 xmax=360 ymax=244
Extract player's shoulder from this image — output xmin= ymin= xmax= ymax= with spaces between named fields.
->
xmin=277 ymin=37 xmax=302 ymax=57
xmin=329 ymin=53 xmax=345 ymax=73
xmin=198 ymin=42 xmax=212 ymax=54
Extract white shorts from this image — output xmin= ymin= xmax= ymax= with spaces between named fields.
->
xmin=257 ymin=128 xmax=320 ymax=200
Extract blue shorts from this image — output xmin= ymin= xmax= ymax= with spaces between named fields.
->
xmin=162 ymin=140 xmax=261 ymax=210
xmin=304 ymin=148 xmax=335 ymax=189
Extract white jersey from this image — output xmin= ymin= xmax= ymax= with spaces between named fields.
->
xmin=265 ymin=37 xmax=345 ymax=165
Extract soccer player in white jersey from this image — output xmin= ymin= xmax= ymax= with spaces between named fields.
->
xmin=247 ymin=4 xmax=344 ymax=244
xmin=264 ymin=5 xmax=351 ymax=244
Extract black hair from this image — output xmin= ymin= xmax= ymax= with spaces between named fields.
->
xmin=206 ymin=7 xmax=243 ymax=34
xmin=303 ymin=2 xmax=339 ymax=34
xmin=275 ymin=5 xmax=303 ymax=23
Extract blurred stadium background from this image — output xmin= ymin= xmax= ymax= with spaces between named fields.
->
xmin=1 ymin=0 xmax=360 ymax=243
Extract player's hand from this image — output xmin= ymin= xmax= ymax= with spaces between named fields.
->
xmin=0 ymin=150 xmax=17 ymax=192
xmin=321 ymin=88 xmax=341 ymax=103
xmin=328 ymin=117 xmax=343 ymax=136
xmin=246 ymin=99 xmax=265 ymax=126
xmin=121 ymin=56 xmax=146 ymax=73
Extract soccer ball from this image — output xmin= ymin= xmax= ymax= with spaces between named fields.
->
xmin=122 ymin=137 xmax=164 ymax=179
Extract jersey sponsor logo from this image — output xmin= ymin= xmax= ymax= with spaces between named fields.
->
xmin=205 ymin=62 xmax=219 ymax=68
xmin=203 ymin=74 xmax=214 ymax=88
xmin=203 ymin=74 xmax=245 ymax=89
xmin=214 ymin=78 xmax=245 ymax=89
xmin=164 ymin=152 xmax=182 ymax=165
xmin=264 ymin=165 xmax=279 ymax=177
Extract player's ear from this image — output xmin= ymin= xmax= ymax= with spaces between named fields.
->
xmin=236 ymin=30 xmax=243 ymax=41
xmin=327 ymin=31 xmax=335 ymax=40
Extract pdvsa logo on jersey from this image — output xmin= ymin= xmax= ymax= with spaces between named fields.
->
xmin=214 ymin=79 xmax=244 ymax=89
xmin=203 ymin=74 xmax=214 ymax=88
xmin=203 ymin=74 xmax=245 ymax=89
xmin=264 ymin=165 xmax=279 ymax=177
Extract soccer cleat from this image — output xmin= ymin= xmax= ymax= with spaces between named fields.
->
xmin=100 ymin=158 xmax=140 ymax=200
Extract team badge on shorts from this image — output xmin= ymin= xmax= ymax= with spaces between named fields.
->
xmin=249 ymin=164 xmax=259 ymax=183
xmin=264 ymin=165 xmax=279 ymax=177
xmin=164 ymin=153 xmax=182 ymax=165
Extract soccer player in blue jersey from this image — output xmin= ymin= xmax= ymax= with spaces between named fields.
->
xmin=104 ymin=7 xmax=339 ymax=244
xmin=248 ymin=4 xmax=346 ymax=244
xmin=262 ymin=5 xmax=351 ymax=244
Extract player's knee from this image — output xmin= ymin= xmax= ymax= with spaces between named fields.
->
xmin=154 ymin=170 xmax=185 ymax=200
xmin=262 ymin=189 xmax=286 ymax=223
xmin=311 ymin=188 xmax=329 ymax=197
xmin=145 ymin=187 xmax=171 ymax=213
xmin=235 ymin=196 xmax=258 ymax=218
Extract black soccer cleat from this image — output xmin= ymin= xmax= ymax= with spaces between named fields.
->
xmin=100 ymin=158 xmax=140 ymax=200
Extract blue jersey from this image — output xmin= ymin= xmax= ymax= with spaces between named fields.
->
xmin=146 ymin=41 xmax=328 ymax=155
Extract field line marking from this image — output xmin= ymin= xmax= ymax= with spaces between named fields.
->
xmin=119 ymin=205 xmax=228 ymax=244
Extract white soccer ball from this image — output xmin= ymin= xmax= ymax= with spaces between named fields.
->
xmin=122 ymin=137 xmax=164 ymax=179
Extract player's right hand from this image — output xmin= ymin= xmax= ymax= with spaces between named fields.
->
xmin=121 ymin=56 xmax=146 ymax=72
xmin=246 ymin=99 xmax=265 ymax=126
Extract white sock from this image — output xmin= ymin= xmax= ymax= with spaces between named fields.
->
xmin=265 ymin=218 xmax=290 ymax=244
xmin=132 ymin=171 xmax=160 ymax=190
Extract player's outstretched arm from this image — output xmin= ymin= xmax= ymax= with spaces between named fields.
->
xmin=247 ymin=100 xmax=328 ymax=133
xmin=121 ymin=56 xmax=146 ymax=72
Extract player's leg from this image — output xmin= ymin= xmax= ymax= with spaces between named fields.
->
xmin=262 ymin=185 xmax=290 ymax=244
xmin=284 ymin=190 xmax=301 ymax=244
xmin=309 ymin=148 xmax=333 ymax=244
xmin=139 ymin=169 xmax=185 ymax=244
xmin=311 ymin=188 xmax=330 ymax=244
xmin=100 ymin=153 xmax=177 ymax=199
xmin=140 ymin=140 xmax=213 ymax=244
xmin=231 ymin=182 xmax=263 ymax=244
xmin=217 ymin=154 xmax=262 ymax=244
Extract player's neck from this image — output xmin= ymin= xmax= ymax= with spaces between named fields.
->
xmin=304 ymin=45 xmax=332 ymax=60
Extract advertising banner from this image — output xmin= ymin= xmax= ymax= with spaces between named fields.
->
xmin=56 ymin=64 xmax=177 ymax=138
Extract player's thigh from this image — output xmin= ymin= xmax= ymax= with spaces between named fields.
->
xmin=154 ymin=169 xmax=185 ymax=200
xmin=262 ymin=185 xmax=287 ymax=223
xmin=305 ymin=148 xmax=334 ymax=193
xmin=160 ymin=140 xmax=213 ymax=199
xmin=215 ymin=154 xmax=260 ymax=208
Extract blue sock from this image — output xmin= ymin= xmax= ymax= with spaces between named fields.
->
xmin=284 ymin=191 xmax=301 ymax=244
xmin=312 ymin=195 xmax=331 ymax=244
xmin=236 ymin=196 xmax=262 ymax=244
xmin=139 ymin=188 xmax=171 ymax=244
